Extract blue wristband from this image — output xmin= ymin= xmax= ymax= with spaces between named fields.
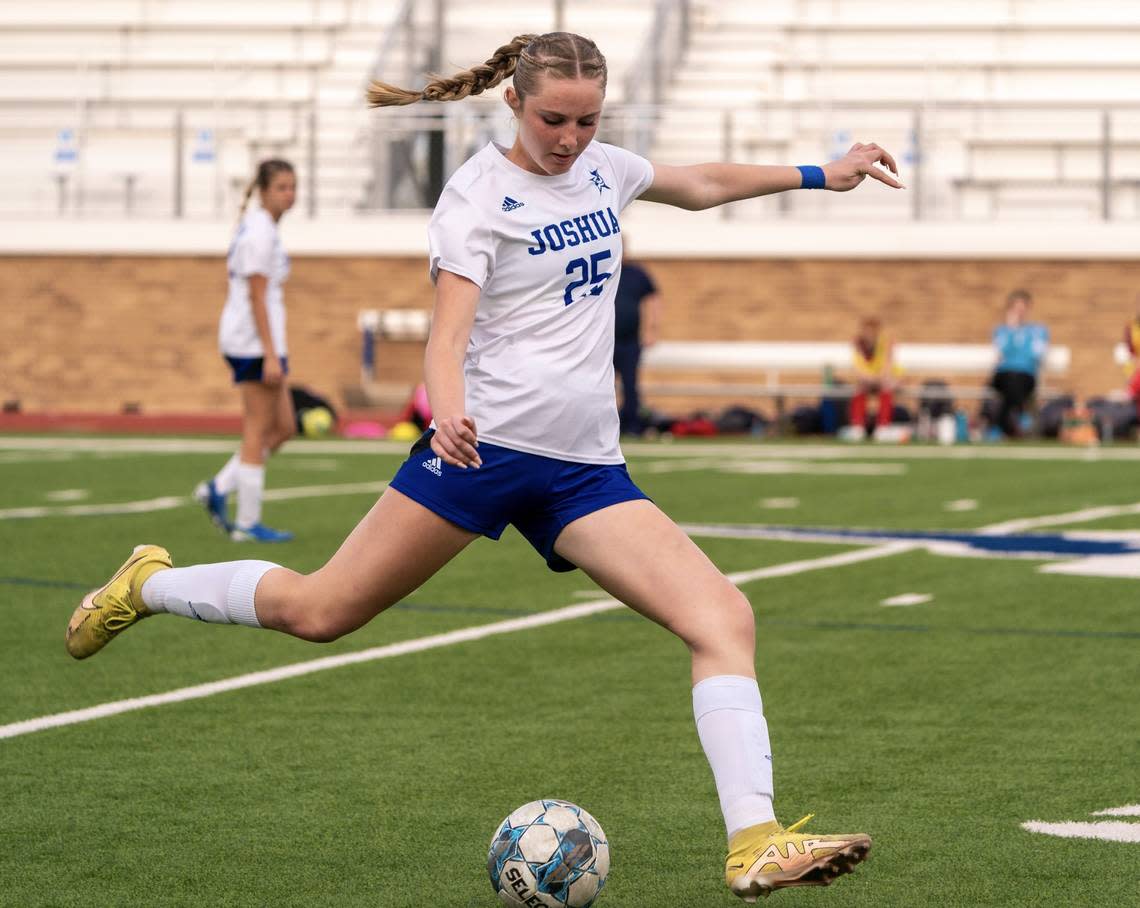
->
xmin=797 ymin=165 xmax=826 ymax=189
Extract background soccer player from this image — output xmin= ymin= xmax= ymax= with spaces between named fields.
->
xmin=193 ymin=159 xmax=298 ymax=543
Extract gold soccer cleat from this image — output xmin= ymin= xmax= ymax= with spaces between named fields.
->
xmin=65 ymin=544 xmax=172 ymax=659
xmin=725 ymin=814 xmax=871 ymax=901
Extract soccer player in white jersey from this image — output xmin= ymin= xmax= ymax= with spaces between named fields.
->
xmin=67 ymin=34 xmax=903 ymax=901
xmin=193 ymin=159 xmax=297 ymax=543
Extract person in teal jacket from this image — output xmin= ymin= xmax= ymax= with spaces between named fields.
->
xmin=990 ymin=289 xmax=1049 ymax=437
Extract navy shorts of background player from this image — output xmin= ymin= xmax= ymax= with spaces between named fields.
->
xmin=390 ymin=430 xmax=649 ymax=572
xmin=224 ymin=355 xmax=289 ymax=384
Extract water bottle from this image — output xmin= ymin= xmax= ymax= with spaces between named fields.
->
xmin=936 ymin=413 xmax=956 ymax=445
xmin=917 ymin=408 xmax=932 ymax=442
xmin=955 ymin=410 xmax=969 ymax=443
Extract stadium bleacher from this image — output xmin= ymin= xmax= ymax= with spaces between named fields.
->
xmin=0 ymin=0 xmax=652 ymax=217
xmin=5 ymin=0 xmax=1140 ymax=220
xmin=651 ymin=0 xmax=1140 ymax=221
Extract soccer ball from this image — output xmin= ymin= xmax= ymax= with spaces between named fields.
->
xmin=487 ymin=799 xmax=610 ymax=907
xmin=299 ymin=406 xmax=334 ymax=438
xmin=386 ymin=419 xmax=421 ymax=442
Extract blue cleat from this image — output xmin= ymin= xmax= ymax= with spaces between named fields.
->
xmin=193 ymin=479 xmax=230 ymax=533
xmin=231 ymin=523 xmax=294 ymax=543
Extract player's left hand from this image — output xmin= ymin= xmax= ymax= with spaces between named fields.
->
xmin=823 ymin=143 xmax=904 ymax=192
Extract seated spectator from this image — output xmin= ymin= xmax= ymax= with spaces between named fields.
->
xmin=847 ymin=316 xmax=900 ymax=438
xmin=1123 ymin=301 xmax=1140 ymax=427
xmin=990 ymin=289 xmax=1049 ymax=438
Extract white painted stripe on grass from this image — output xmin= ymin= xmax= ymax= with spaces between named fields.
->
xmin=0 ymin=543 xmax=911 ymax=741
xmin=0 ymin=437 xmax=413 ymax=457
xmin=1093 ymin=805 xmax=1140 ymax=817
xmin=6 ymin=435 xmax=1140 ymax=462
xmin=44 ymin=489 xmax=90 ymax=502
xmin=0 ymin=598 xmax=624 ymax=741
xmin=0 ymin=481 xmax=388 ymax=520
xmin=1039 ymin=554 xmax=1140 ymax=578
xmin=979 ymin=502 xmax=1140 ymax=535
xmin=0 ymin=495 xmax=187 ymax=520
xmin=724 ymin=543 xmax=913 ymax=584
xmin=644 ymin=458 xmax=905 ymax=476
xmin=1021 ymin=821 xmax=1140 ymax=843
xmin=263 ymin=481 xmax=388 ymax=502
xmin=0 ymin=451 xmax=78 ymax=464
xmin=881 ymin=593 xmax=933 ymax=607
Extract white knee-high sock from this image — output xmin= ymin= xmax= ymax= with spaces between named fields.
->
xmin=693 ymin=675 xmax=777 ymax=840
xmin=141 ymin=561 xmax=278 ymax=627
xmin=213 ymin=452 xmax=242 ymax=495
xmin=235 ymin=462 xmax=265 ymax=529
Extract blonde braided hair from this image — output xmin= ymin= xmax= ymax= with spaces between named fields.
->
xmin=366 ymin=32 xmax=607 ymax=108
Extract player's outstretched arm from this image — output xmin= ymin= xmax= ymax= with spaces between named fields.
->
xmin=425 ymin=269 xmax=482 ymax=468
xmin=640 ymin=142 xmax=904 ymax=210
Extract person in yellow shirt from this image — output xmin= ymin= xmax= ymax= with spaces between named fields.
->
xmin=849 ymin=316 xmax=900 ymax=436
xmin=1123 ymin=306 xmax=1140 ymax=424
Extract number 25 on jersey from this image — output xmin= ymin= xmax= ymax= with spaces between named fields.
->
xmin=564 ymin=249 xmax=613 ymax=306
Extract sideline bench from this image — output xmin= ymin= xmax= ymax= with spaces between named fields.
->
xmin=640 ymin=340 xmax=1071 ymax=423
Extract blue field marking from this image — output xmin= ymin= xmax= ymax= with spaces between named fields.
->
xmin=1 ymin=576 xmax=90 ymax=589
xmin=686 ymin=524 xmax=1140 ymax=558
xmin=593 ymin=611 xmax=1140 ymax=640
xmin=762 ymin=618 xmax=1140 ymax=641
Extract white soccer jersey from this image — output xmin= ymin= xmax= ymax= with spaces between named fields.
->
xmin=219 ymin=206 xmax=290 ymax=358
xmin=428 ymin=141 xmax=655 ymax=464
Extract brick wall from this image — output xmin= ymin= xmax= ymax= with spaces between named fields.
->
xmin=2 ymin=255 xmax=1137 ymax=414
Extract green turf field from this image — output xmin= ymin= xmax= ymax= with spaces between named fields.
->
xmin=2 ymin=437 xmax=1137 ymax=907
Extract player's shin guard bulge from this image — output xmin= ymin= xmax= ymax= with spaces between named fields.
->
xmin=725 ymin=815 xmax=871 ymax=901
xmin=65 ymin=544 xmax=172 ymax=659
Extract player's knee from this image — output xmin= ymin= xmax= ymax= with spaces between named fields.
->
xmin=682 ymin=584 xmax=754 ymax=654
xmin=718 ymin=586 xmax=756 ymax=648
xmin=285 ymin=608 xmax=349 ymax=643
xmin=265 ymin=423 xmax=295 ymax=452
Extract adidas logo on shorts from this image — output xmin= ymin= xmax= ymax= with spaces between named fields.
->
xmin=501 ymin=196 xmax=524 ymax=212
xmin=422 ymin=456 xmax=443 ymax=476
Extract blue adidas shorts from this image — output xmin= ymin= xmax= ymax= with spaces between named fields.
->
xmin=225 ymin=355 xmax=289 ymax=384
xmin=390 ymin=430 xmax=650 ymax=572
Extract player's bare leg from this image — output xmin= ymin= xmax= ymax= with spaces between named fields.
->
xmin=553 ymin=500 xmax=870 ymax=900
xmin=66 ymin=488 xmax=478 ymax=657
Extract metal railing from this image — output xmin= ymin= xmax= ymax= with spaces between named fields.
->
xmin=6 ymin=98 xmax=1140 ymax=221
xmin=621 ymin=0 xmax=691 ymax=157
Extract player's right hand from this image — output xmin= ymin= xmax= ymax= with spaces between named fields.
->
xmin=262 ymin=357 xmax=284 ymax=387
xmin=432 ymin=415 xmax=481 ymax=468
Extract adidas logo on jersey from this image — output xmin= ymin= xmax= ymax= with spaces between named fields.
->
xmin=501 ymin=196 xmax=524 ymax=212
xmin=422 ymin=456 xmax=443 ymax=476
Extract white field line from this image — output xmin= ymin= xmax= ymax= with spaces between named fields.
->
xmin=724 ymin=543 xmax=913 ymax=584
xmin=644 ymin=458 xmax=905 ymax=476
xmin=0 ymin=481 xmax=389 ymax=520
xmin=881 ymin=593 xmax=933 ymax=607
xmin=1020 ymin=821 xmax=1140 ymax=843
xmin=979 ymin=502 xmax=1140 ymax=535
xmin=44 ymin=489 xmax=89 ymax=502
xmin=4 ymin=435 xmax=1140 ymax=462
xmin=0 ymin=543 xmax=909 ymax=742
xmin=0 ymin=495 xmax=187 ymax=520
xmin=759 ymin=497 xmax=800 ymax=509
xmin=1093 ymin=805 xmax=1140 ymax=817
